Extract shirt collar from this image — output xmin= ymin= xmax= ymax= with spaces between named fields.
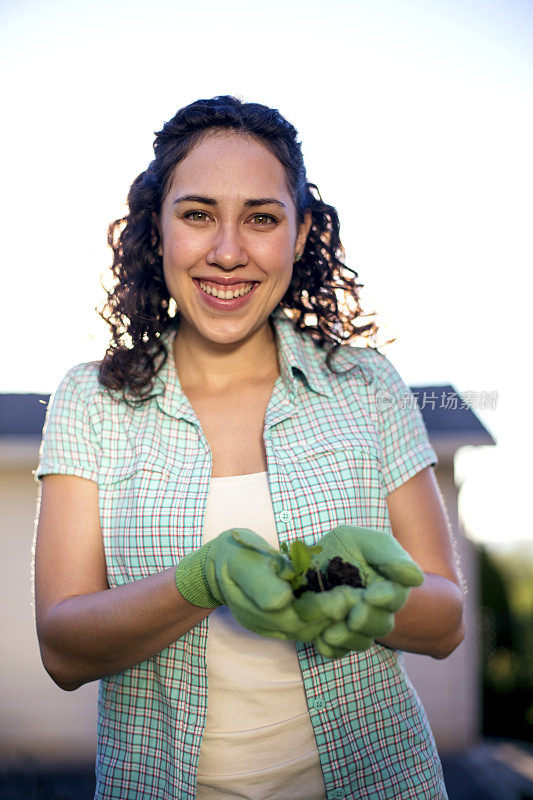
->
xmin=152 ymin=311 xmax=336 ymax=420
xmin=152 ymin=327 xmax=199 ymax=422
xmin=270 ymin=309 xmax=334 ymax=399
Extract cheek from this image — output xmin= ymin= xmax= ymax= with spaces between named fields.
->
xmin=257 ymin=231 xmax=293 ymax=267
xmin=163 ymin=230 xmax=201 ymax=269
xmin=284 ymin=263 xmax=295 ymax=287
xmin=268 ymin=254 xmax=294 ymax=294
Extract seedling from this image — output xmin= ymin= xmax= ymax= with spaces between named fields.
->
xmin=280 ymin=539 xmax=324 ymax=593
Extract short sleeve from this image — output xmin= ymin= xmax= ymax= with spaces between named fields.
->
xmin=373 ymin=354 xmax=438 ymax=494
xmin=36 ymin=365 xmax=101 ymax=482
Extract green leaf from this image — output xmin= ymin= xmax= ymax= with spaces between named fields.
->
xmin=290 ymin=540 xmax=312 ymax=577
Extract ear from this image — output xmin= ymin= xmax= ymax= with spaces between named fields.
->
xmin=295 ymin=210 xmax=312 ymax=259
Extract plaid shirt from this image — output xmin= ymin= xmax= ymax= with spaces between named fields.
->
xmin=38 ymin=310 xmax=448 ymax=800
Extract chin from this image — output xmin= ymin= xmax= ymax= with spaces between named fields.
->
xmin=198 ymin=321 xmax=255 ymax=345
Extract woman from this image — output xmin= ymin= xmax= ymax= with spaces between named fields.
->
xmin=34 ymin=96 xmax=464 ymax=800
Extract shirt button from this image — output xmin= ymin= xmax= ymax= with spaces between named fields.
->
xmin=313 ymin=698 xmax=325 ymax=710
xmin=332 ymin=790 xmax=345 ymax=799
xmin=278 ymin=510 xmax=292 ymax=523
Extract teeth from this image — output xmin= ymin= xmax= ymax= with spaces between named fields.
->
xmin=199 ymin=281 xmax=254 ymax=300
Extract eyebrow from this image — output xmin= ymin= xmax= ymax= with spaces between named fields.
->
xmin=172 ymin=194 xmax=286 ymax=209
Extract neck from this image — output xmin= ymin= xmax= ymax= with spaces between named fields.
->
xmin=172 ymin=318 xmax=279 ymax=392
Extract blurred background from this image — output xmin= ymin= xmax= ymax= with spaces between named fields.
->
xmin=1 ymin=0 xmax=532 ymax=797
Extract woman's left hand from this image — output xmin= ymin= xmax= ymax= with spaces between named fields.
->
xmin=294 ymin=581 xmax=401 ymax=658
xmin=302 ymin=524 xmax=425 ymax=659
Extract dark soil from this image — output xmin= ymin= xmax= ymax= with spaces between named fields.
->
xmin=293 ymin=556 xmax=365 ymax=598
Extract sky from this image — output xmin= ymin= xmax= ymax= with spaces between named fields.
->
xmin=1 ymin=0 xmax=532 ymax=546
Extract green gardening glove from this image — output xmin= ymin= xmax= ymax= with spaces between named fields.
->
xmin=175 ymin=528 xmax=355 ymax=642
xmin=307 ymin=524 xmax=425 ymax=659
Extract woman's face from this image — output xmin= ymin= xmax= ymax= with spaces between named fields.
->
xmin=158 ymin=130 xmax=311 ymax=348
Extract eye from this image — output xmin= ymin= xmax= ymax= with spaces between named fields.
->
xmin=183 ymin=210 xmax=211 ymax=222
xmin=249 ymin=214 xmax=277 ymax=226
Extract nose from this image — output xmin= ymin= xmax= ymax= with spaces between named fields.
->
xmin=206 ymin=222 xmax=249 ymax=270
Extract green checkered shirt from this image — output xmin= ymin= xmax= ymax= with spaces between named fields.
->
xmin=38 ymin=309 xmax=448 ymax=800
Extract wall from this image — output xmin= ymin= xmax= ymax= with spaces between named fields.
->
xmin=404 ymin=462 xmax=481 ymax=752
xmin=0 ymin=459 xmax=97 ymax=766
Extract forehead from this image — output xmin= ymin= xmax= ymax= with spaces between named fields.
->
xmin=166 ymin=131 xmax=291 ymax=200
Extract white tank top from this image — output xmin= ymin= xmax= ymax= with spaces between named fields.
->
xmin=196 ymin=471 xmax=326 ymax=800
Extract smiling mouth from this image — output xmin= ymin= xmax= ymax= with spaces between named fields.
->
xmin=198 ymin=280 xmax=256 ymax=299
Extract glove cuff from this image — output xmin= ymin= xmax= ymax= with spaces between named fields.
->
xmin=174 ymin=544 xmax=222 ymax=608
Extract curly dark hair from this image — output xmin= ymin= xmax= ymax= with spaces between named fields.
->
xmin=99 ymin=96 xmax=377 ymax=398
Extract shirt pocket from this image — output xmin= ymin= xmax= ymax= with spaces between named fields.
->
xmin=278 ymin=438 xmax=389 ymax=538
xmin=98 ymin=458 xmax=183 ymax=585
